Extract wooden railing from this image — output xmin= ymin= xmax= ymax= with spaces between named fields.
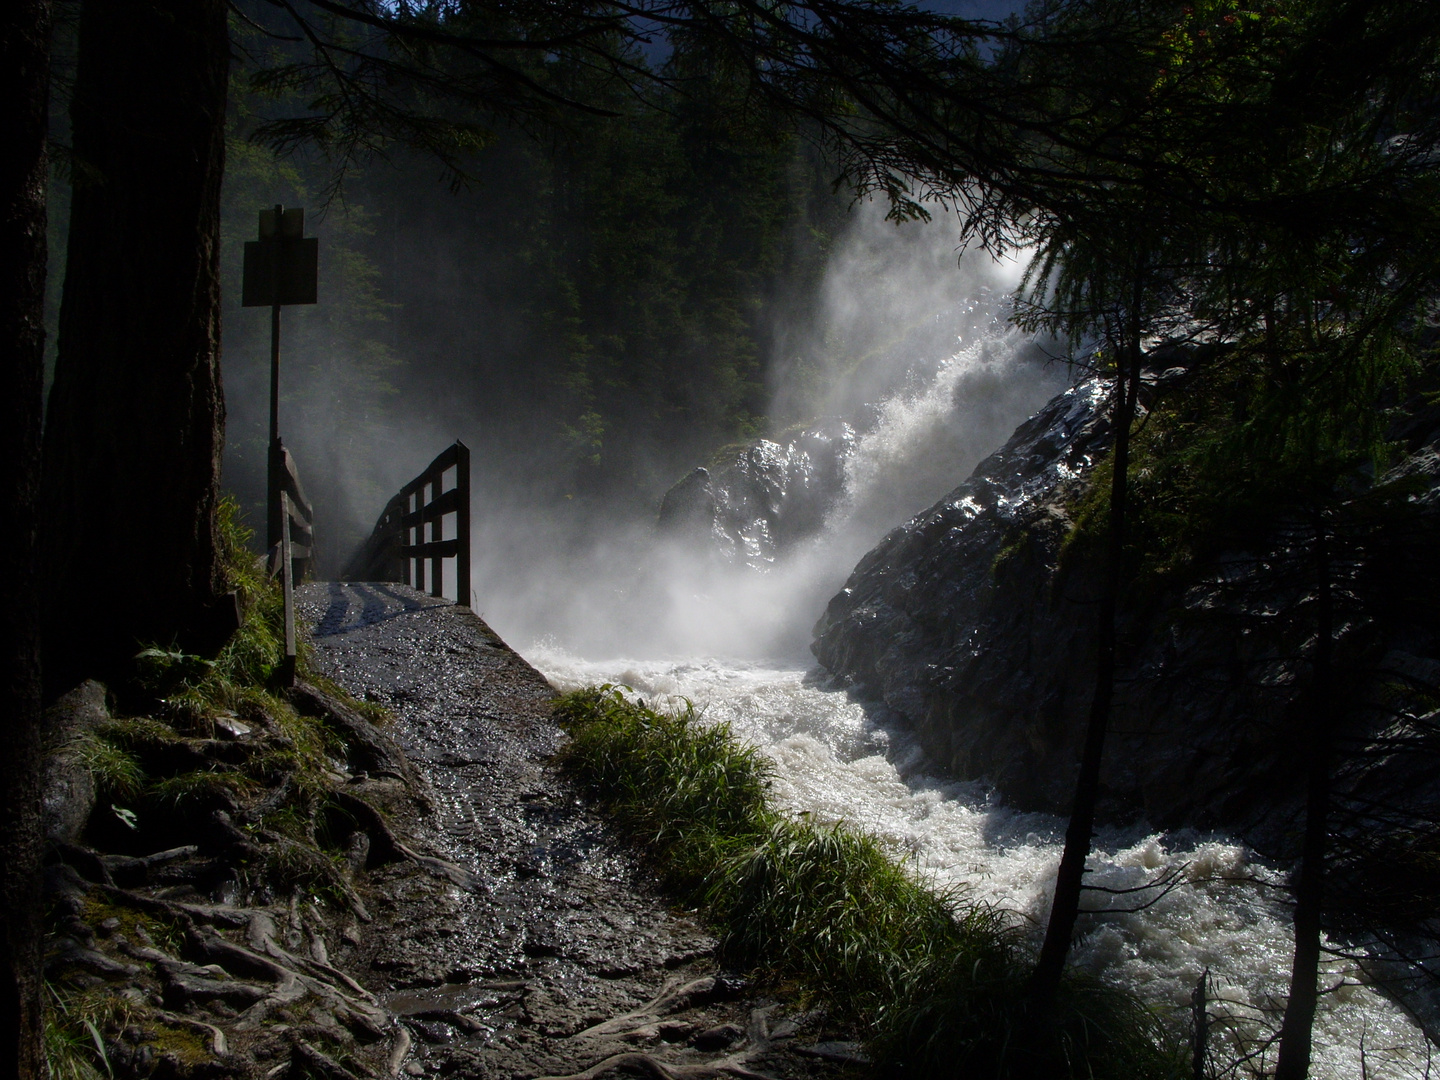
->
xmin=267 ymin=439 xmax=314 ymax=685
xmin=268 ymin=439 xmax=314 ymax=582
xmin=342 ymin=441 xmax=470 ymax=606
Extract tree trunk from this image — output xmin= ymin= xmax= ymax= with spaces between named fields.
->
xmin=0 ymin=1 xmax=51 ymax=1075
xmin=1274 ymin=518 xmax=1335 ymax=1080
xmin=1029 ymin=327 xmax=1143 ymax=1009
xmin=42 ymin=0 xmax=231 ymax=694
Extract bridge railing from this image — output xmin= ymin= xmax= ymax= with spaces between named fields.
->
xmin=268 ymin=439 xmax=314 ymax=583
xmin=266 ymin=440 xmax=314 ymax=685
xmin=342 ymin=441 xmax=470 ymax=606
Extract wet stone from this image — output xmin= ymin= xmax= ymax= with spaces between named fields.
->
xmin=295 ymin=583 xmax=858 ymax=1079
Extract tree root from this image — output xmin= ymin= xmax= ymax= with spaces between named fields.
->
xmin=553 ymin=983 xmax=791 ymax=1080
xmin=386 ymin=1025 xmax=412 ymax=1078
xmin=533 ymin=1052 xmax=774 ymax=1080
xmin=153 ymin=1008 xmax=229 ymax=1056
xmin=292 ymin=1037 xmax=373 ymax=1080
xmin=573 ymin=977 xmax=719 ymax=1039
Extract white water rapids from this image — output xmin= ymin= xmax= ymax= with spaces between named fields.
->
xmin=471 ymin=211 xmax=1434 ymax=1076
xmin=530 ymin=652 xmax=1433 ymax=1079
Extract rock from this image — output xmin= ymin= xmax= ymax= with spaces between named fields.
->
xmin=814 ymin=359 xmax=1440 ymax=838
xmin=42 ymin=680 xmax=111 ymax=843
xmin=214 ymin=713 xmax=253 ymax=740
xmin=814 ymin=376 xmax=1117 ymax=814
xmin=658 ymin=420 xmax=855 ymax=568
xmin=691 ymin=1023 xmax=743 ymax=1050
xmin=656 ymin=468 xmax=718 ymax=541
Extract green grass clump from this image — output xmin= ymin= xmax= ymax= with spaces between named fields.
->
xmin=149 ymin=769 xmax=256 ymax=809
xmin=715 ymin=818 xmax=1013 ymax=1028
xmin=554 ymin=685 xmax=1186 ymax=1080
xmin=77 ymin=736 xmax=147 ymax=801
xmin=554 ymin=685 xmax=773 ymax=895
xmin=43 ymin=985 xmax=124 ymax=1080
xmin=874 ymin=959 xmax=1184 ymax=1079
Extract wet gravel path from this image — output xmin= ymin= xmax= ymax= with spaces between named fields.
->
xmin=298 ymin=583 xmax=857 ymax=1080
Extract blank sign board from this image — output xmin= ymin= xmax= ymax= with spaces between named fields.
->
xmin=242 ymin=237 xmax=319 ymax=307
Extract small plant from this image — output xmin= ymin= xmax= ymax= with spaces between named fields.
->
xmin=150 ymin=768 xmax=256 ymax=809
xmin=77 ymin=736 xmax=146 ymax=801
xmin=555 ymin=684 xmax=773 ymax=894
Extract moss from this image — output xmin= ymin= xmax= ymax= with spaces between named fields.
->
xmin=150 ymin=1020 xmax=212 ymax=1067
xmin=78 ymin=895 xmax=184 ymax=956
xmin=990 ymin=530 xmax=1028 ymax=576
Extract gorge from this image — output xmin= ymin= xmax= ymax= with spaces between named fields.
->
xmin=495 ymin=285 xmax=1440 ymax=1080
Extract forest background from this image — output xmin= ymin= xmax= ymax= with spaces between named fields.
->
xmin=46 ymin=5 xmax=888 ymax=579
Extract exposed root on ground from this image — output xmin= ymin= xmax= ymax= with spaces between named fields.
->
xmin=534 ymin=1052 xmax=775 ymax=1080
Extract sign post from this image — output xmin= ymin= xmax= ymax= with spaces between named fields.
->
xmin=242 ymin=205 xmax=318 ymax=552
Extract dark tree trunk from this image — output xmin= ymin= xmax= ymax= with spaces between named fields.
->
xmin=0 ymin=1 xmax=51 ymax=1076
xmin=1274 ymin=519 xmax=1335 ymax=1080
xmin=1029 ymin=326 xmax=1143 ymax=1009
xmin=42 ymin=0 xmax=230 ymax=694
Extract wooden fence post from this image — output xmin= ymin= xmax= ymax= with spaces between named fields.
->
xmin=429 ymin=471 xmax=443 ymax=598
xmin=456 ymin=442 xmax=471 ymax=609
xmin=279 ymin=491 xmax=297 ymax=687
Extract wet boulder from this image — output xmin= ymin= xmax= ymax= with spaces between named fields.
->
xmin=813 ymin=364 xmax=1440 ymax=839
xmin=658 ymin=419 xmax=855 ymax=568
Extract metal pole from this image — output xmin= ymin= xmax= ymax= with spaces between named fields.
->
xmin=267 ymin=204 xmax=283 ymax=552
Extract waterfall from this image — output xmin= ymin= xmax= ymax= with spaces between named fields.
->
xmin=478 ymin=206 xmax=1432 ymax=1078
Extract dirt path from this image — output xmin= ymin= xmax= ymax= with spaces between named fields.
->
xmin=298 ymin=582 xmax=860 ymax=1080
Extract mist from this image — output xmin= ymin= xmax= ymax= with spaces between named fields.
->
xmin=468 ymin=202 xmax=1067 ymax=661
xmin=220 ymin=181 xmax=1067 ymax=663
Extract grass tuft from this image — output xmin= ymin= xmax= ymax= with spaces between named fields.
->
xmin=77 ymin=737 xmax=147 ymax=802
xmin=555 ymin=685 xmax=773 ymax=897
xmin=149 ymin=769 xmax=256 ymax=809
xmin=43 ymin=984 xmax=134 ymax=1080
xmin=554 ymin=685 xmax=1186 ymax=1079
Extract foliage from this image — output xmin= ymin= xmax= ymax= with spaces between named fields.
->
xmin=210 ymin=3 xmax=854 ymax=546
xmin=554 ymin=685 xmax=1185 ymax=1077
xmin=874 ymin=960 xmax=1185 ymax=1080
xmin=68 ymin=490 xmax=381 ymax=916
xmin=714 ymin=818 xmax=1010 ymax=1027
xmin=553 ymin=685 xmax=774 ymax=895
xmin=43 ymin=985 xmax=118 ymax=1080
xmin=76 ymin=735 xmax=147 ymax=803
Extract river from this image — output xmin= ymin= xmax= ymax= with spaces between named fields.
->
xmin=472 ymin=219 xmax=1434 ymax=1076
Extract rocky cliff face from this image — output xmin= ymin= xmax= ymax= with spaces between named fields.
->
xmin=657 ymin=419 xmax=855 ymax=568
xmin=812 ymin=367 xmax=1440 ymax=841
